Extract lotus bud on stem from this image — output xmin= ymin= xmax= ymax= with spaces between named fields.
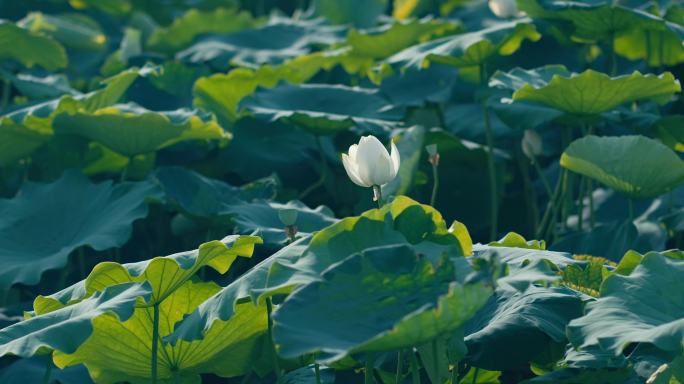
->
xmin=341 ymin=135 xmax=400 ymax=208
xmin=278 ymin=209 xmax=299 ymax=243
xmin=426 ymin=144 xmax=440 ymax=206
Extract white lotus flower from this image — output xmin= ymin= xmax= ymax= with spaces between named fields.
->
xmin=342 ymin=135 xmax=400 ymax=188
xmin=489 ymin=0 xmax=519 ymax=18
xmin=521 ymin=129 xmax=543 ymax=160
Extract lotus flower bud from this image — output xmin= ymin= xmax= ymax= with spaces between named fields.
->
xmin=489 ymin=0 xmax=519 ymax=18
xmin=521 ymin=129 xmax=543 ymax=161
xmin=277 ymin=209 xmax=298 ymax=226
xmin=425 ymin=144 xmax=440 ymax=166
xmin=342 ymin=135 xmax=400 ymax=188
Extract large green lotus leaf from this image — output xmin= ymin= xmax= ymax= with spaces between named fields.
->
xmin=273 ymin=245 xmax=491 ymax=362
xmin=0 ymin=19 xmax=67 ymax=70
xmin=147 ymin=7 xmax=259 ymax=54
xmin=18 ymin=12 xmax=107 ymax=51
xmin=0 ymin=66 xmax=154 ymax=165
xmin=519 ymin=0 xmax=684 ymax=66
xmin=379 ymin=65 xmax=456 ymax=107
xmin=0 ymin=355 xmax=92 ymax=384
xmin=229 ymin=200 xmax=338 ymax=246
xmin=53 ymin=103 xmax=228 ymax=157
xmin=0 ymin=70 xmax=78 ymax=100
xmin=560 ymin=135 xmax=684 ymax=198
xmin=0 ymin=282 xmax=151 ymax=358
xmin=154 ymin=166 xmax=278 ymax=219
xmin=489 ymin=65 xmax=571 ymax=92
xmin=464 ymin=286 xmax=584 ymax=370
xmin=240 ymin=83 xmax=403 ymax=134
xmin=313 ymin=0 xmax=387 ymax=28
xmin=472 ymin=244 xmax=578 ymax=269
xmin=73 ymin=235 xmax=261 ymax=307
xmin=0 ymin=171 xmax=161 ymax=289
xmin=568 ymin=253 xmax=684 ymax=355
xmin=511 ymin=69 xmax=681 ymax=115
xmin=54 ymin=280 xmax=268 ymax=383
xmin=178 ymin=17 xmax=345 ymax=69
xmin=192 ymin=50 xmax=343 ymax=121
xmin=381 ymin=18 xmax=540 ymax=76
xmin=169 ymin=197 xmax=472 ymax=343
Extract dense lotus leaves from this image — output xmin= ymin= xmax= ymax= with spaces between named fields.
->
xmin=382 ymin=126 xmax=425 ymax=197
xmin=0 ymin=355 xmax=93 ymax=384
xmin=444 ymin=102 xmax=511 ymax=141
xmin=567 ymin=254 xmax=684 ymax=363
xmin=381 ymin=18 xmax=540 ymax=78
xmin=192 ymin=50 xmax=344 ymax=121
xmin=489 ymin=65 xmax=570 ymax=92
xmin=18 ymin=12 xmax=107 ymax=52
xmin=511 ymin=68 xmax=681 ymax=115
xmin=561 ymin=135 xmax=684 ymax=198
xmin=273 ymin=245 xmax=491 ymax=362
xmin=464 ymin=286 xmax=584 ymax=370
xmin=314 ymin=0 xmax=388 ymax=28
xmin=518 ymin=0 xmax=684 ymax=66
xmin=147 ymin=7 xmax=259 ymax=54
xmin=379 ymin=65 xmax=456 ymax=106
xmin=472 ymin=244 xmax=577 ymax=269
xmin=240 ymin=83 xmax=404 ymax=134
xmin=170 ymin=197 xmax=472 ymax=343
xmin=0 ymin=70 xmax=78 ymax=100
xmin=0 ymin=282 xmax=151 ymax=358
xmin=229 ymin=200 xmax=338 ymax=246
xmin=0 ymin=171 xmax=161 ymax=289
xmin=53 ymin=102 xmax=229 ymax=157
xmin=154 ymin=166 xmax=277 ymax=219
xmin=178 ymin=17 xmax=346 ymax=69
xmin=0 ymin=66 xmax=153 ymax=164
xmin=54 ymin=280 xmax=269 ymax=382
xmin=0 ymin=19 xmax=67 ymax=70
xmin=521 ymin=367 xmax=636 ymax=384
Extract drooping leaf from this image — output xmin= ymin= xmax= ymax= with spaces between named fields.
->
xmin=560 ymin=135 xmax=684 ymax=198
xmin=240 ymin=83 xmax=403 ymax=134
xmin=273 ymin=245 xmax=491 ymax=362
xmin=18 ymin=12 xmax=107 ymax=52
xmin=381 ymin=18 xmax=540 ymax=80
xmin=464 ymin=286 xmax=584 ymax=370
xmin=147 ymin=7 xmax=259 ymax=54
xmin=0 ymin=283 xmax=151 ymax=358
xmin=567 ymin=253 xmax=684 ymax=358
xmin=0 ymin=19 xmax=67 ymax=70
xmin=0 ymin=171 xmax=161 ymax=289
xmin=511 ymin=68 xmax=681 ymax=115
xmin=53 ymin=280 xmax=269 ymax=382
xmin=53 ymin=103 xmax=228 ymax=157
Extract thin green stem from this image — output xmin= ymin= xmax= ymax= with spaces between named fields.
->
xmin=577 ymin=177 xmax=586 ymax=231
xmin=173 ymin=369 xmax=181 ymax=384
xmin=430 ymin=163 xmax=439 ymax=207
xmin=518 ymin=152 xmax=539 ymax=236
xmin=1 ymin=79 xmax=10 ymax=112
xmin=267 ymin=298 xmax=282 ymax=382
xmin=300 ymin=136 xmax=328 ymax=199
xmin=120 ymin=159 xmax=130 ymax=183
xmin=450 ymin=361 xmax=459 ymax=384
xmin=471 ymin=367 xmax=480 ymax=384
xmin=365 ymin=353 xmax=375 ymax=384
xmin=42 ymin=357 xmax=53 ymax=384
xmin=373 ymin=185 xmax=383 ymax=208
xmin=151 ymin=303 xmax=160 ymax=384
xmin=431 ymin=340 xmax=439 ymax=384
xmin=532 ymin=159 xmax=553 ymax=198
xmin=315 ymin=363 xmax=321 ymax=384
xmin=480 ymin=62 xmax=498 ymax=241
xmin=628 ymin=199 xmax=635 ymax=222
xmin=410 ymin=349 xmax=420 ymax=384
xmin=395 ymin=350 xmax=404 ymax=384
xmin=608 ymin=32 xmax=617 ymax=76
xmin=589 ymin=180 xmax=595 ymax=229
xmin=536 ymin=168 xmax=563 ymax=239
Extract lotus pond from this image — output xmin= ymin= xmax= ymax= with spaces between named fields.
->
xmin=1 ymin=0 xmax=684 ymax=383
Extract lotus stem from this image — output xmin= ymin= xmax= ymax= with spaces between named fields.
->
xmin=628 ymin=199 xmax=635 ymax=222
xmin=532 ymin=158 xmax=553 ymax=199
xmin=471 ymin=367 xmax=480 ymax=384
xmin=589 ymin=180 xmax=595 ymax=229
xmin=151 ymin=303 xmax=160 ymax=384
xmin=315 ymin=363 xmax=321 ymax=384
xmin=450 ymin=360 xmax=459 ymax=384
xmin=410 ymin=348 xmax=420 ymax=384
xmin=42 ymin=357 xmax=53 ymax=384
xmin=395 ymin=350 xmax=404 ymax=384
xmin=373 ymin=185 xmax=382 ymax=208
xmin=430 ymin=162 xmax=439 ymax=207
xmin=480 ymin=62 xmax=498 ymax=241
xmin=266 ymin=297 xmax=282 ymax=382
xmin=577 ymin=177 xmax=586 ymax=231
xmin=300 ymin=136 xmax=328 ymax=199
xmin=119 ymin=159 xmax=130 ymax=183
xmin=365 ymin=353 xmax=375 ymax=384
